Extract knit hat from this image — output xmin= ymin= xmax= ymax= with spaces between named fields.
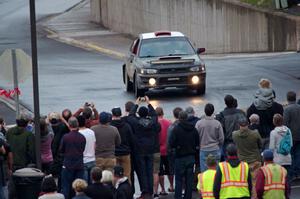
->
xmin=263 ymin=149 xmax=274 ymax=161
xmin=99 ymin=112 xmax=109 ymax=124
xmin=113 ymin=165 xmax=124 ymax=177
xmin=138 ymin=106 xmax=148 ymax=118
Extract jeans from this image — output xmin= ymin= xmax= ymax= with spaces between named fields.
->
xmin=199 ymin=149 xmax=221 ymax=172
xmin=61 ymin=167 xmax=84 ymax=199
xmin=175 ymin=155 xmax=195 ymax=199
xmin=291 ymin=141 xmax=300 ymax=179
xmin=135 ymin=153 xmax=154 ymax=195
xmin=83 ymin=161 xmax=96 ymax=185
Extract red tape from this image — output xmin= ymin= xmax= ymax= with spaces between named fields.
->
xmin=0 ymin=88 xmax=21 ymax=98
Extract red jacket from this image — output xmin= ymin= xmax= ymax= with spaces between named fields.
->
xmin=158 ymin=118 xmax=171 ymax=156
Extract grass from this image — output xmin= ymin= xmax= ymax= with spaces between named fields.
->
xmin=241 ymin=0 xmax=275 ymax=8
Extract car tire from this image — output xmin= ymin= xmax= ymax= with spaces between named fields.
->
xmin=196 ymin=84 xmax=206 ymax=95
xmin=134 ymin=75 xmax=146 ymax=98
xmin=125 ymin=73 xmax=133 ymax=92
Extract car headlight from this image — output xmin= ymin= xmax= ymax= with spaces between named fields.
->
xmin=190 ymin=66 xmax=200 ymax=72
xmin=140 ymin=69 xmax=158 ymax=74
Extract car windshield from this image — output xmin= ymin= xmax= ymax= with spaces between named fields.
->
xmin=139 ymin=37 xmax=195 ymax=58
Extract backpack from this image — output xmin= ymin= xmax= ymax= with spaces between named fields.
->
xmin=277 ymin=129 xmax=292 ymax=155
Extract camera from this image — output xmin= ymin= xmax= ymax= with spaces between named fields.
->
xmin=140 ymin=97 xmax=146 ymax=102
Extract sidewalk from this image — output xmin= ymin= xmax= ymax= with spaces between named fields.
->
xmin=41 ymin=0 xmax=297 ymax=61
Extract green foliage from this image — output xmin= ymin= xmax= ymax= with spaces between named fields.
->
xmin=241 ymin=0 xmax=274 ymax=8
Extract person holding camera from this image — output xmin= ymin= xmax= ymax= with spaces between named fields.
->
xmin=127 ymin=96 xmax=161 ymax=199
xmin=74 ymin=102 xmax=99 ymax=128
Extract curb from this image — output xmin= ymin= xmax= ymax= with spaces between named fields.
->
xmin=44 ymin=28 xmax=126 ymax=60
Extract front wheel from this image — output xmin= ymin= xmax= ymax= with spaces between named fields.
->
xmin=134 ymin=75 xmax=146 ymax=98
xmin=125 ymin=73 xmax=133 ymax=92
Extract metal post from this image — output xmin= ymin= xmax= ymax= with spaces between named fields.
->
xmin=11 ymin=49 xmax=20 ymax=118
xmin=29 ymin=0 xmax=41 ymax=170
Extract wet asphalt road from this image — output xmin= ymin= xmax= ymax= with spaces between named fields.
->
xmin=1 ymin=0 xmax=300 ymax=197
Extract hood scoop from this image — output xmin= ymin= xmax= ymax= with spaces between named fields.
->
xmin=151 ymin=57 xmax=195 ymax=65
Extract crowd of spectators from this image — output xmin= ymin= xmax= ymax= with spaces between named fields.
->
xmin=0 ymin=78 xmax=299 ymax=199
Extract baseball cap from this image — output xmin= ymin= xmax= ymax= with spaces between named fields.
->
xmin=263 ymin=149 xmax=274 ymax=161
xmin=99 ymin=112 xmax=109 ymax=124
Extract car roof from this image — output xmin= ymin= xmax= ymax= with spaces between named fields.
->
xmin=140 ymin=31 xmax=185 ymax=40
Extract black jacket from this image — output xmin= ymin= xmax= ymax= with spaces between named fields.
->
xmin=169 ymin=120 xmax=199 ymax=158
xmin=111 ymin=119 xmax=134 ymax=156
xmin=84 ymin=182 xmax=114 ymax=199
xmin=247 ymin=102 xmax=283 ymax=138
xmin=115 ymin=178 xmax=133 ymax=199
xmin=127 ymin=104 xmax=161 ymax=155
xmin=213 ymin=158 xmax=252 ymax=199
xmin=216 ymin=108 xmax=246 ymax=143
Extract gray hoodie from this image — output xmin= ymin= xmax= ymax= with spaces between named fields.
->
xmin=254 ymin=88 xmax=274 ymax=110
xmin=269 ymin=126 xmax=292 ymax=165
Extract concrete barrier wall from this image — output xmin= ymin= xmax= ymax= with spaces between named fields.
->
xmin=90 ymin=0 xmax=300 ymax=53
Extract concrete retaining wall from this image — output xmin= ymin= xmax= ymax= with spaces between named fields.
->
xmin=90 ymin=0 xmax=300 ymax=53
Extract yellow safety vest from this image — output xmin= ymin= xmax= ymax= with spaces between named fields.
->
xmin=261 ymin=163 xmax=286 ymax=199
xmin=219 ymin=161 xmax=250 ymax=199
xmin=197 ymin=169 xmax=216 ymax=199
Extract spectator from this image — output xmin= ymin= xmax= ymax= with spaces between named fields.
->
xmin=127 ymin=96 xmax=161 ymax=198
xmin=72 ymin=179 xmax=91 ymax=199
xmin=154 ymin=107 xmax=171 ymax=197
xmin=0 ymin=137 xmax=6 ymax=199
xmin=39 ymin=117 xmax=54 ymax=174
xmin=121 ymin=100 xmax=137 ymax=194
xmin=248 ymin=114 xmax=260 ymax=131
xmin=77 ymin=115 xmax=96 ymax=184
xmin=49 ymin=112 xmax=69 ymax=191
xmin=166 ymin=107 xmax=183 ymax=193
xmin=197 ymin=154 xmax=217 ymax=199
xmin=284 ymin=91 xmax=300 ymax=179
xmin=110 ymin=107 xmax=134 ymax=182
xmin=216 ymin=95 xmax=246 ymax=160
xmin=185 ymin=106 xmax=201 ymax=191
xmin=247 ymin=79 xmax=283 ymax=150
xmin=213 ymin=144 xmax=252 ymax=199
xmin=113 ymin=165 xmax=133 ymax=199
xmin=169 ymin=111 xmax=199 ymax=199
xmin=84 ymin=167 xmax=114 ymax=199
xmin=6 ymin=113 xmax=35 ymax=170
xmin=196 ymin=103 xmax=224 ymax=172
xmin=256 ymin=150 xmax=290 ymax=199
xmin=232 ymin=118 xmax=262 ymax=199
xmin=39 ymin=175 xmax=65 ymax=199
xmin=74 ymin=102 xmax=99 ymax=128
xmin=60 ymin=117 xmax=86 ymax=199
xmin=101 ymin=170 xmax=115 ymax=193
xmin=269 ymin=114 xmax=293 ymax=180
xmin=91 ymin=112 xmax=121 ymax=171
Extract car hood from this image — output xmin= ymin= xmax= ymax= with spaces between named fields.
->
xmin=136 ymin=54 xmax=203 ymax=68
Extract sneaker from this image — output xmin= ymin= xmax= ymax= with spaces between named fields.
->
xmin=153 ymin=193 xmax=159 ymax=199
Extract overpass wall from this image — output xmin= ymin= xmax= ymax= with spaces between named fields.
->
xmin=90 ymin=0 xmax=300 ymax=53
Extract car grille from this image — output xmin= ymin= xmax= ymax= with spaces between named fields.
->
xmin=159 ymin=67 xmax=190 ymax=74
xmin=159 ymin=76 xmax=188 ymax=85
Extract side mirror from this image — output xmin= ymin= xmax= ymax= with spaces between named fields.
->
xmin=197 ymin=48 xmax=206 ymax=54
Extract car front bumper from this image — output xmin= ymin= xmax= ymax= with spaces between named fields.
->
xmin=136 ymin=72 xmax=206 ymax=89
